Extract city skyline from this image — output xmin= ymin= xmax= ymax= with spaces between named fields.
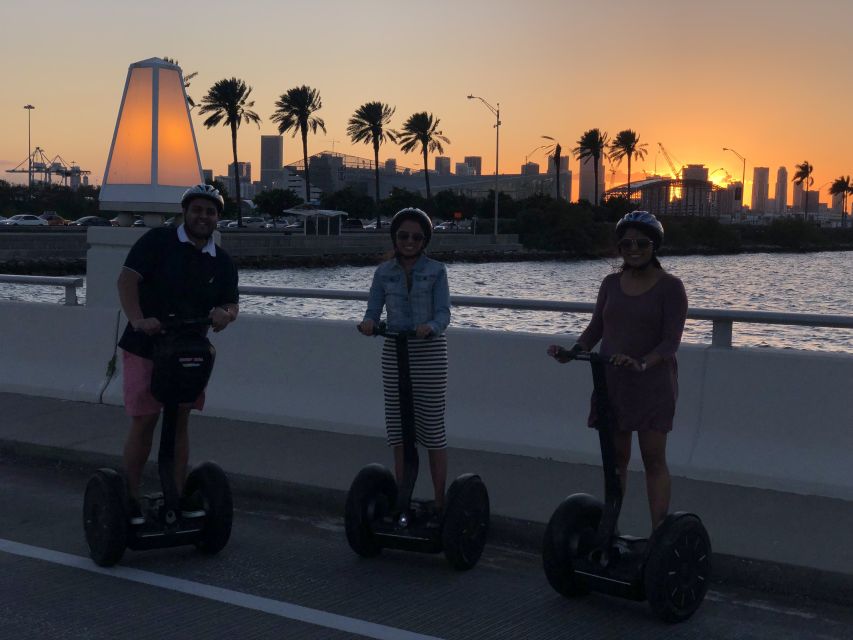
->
xmin=1 ymin=0 xmax=851 ymax=209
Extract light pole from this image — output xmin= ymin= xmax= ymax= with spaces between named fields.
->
xmin=722 ymin=147 xmax=746 ymax=212
xmin=467 ymin=95 xmax=501 ymax=241
xmin=23 ymin=104 xmax=35 ymax=190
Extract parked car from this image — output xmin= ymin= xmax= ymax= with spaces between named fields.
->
xmin=227 ymin=216 xmax=267 ymax=229
xmin=71 ymin=216 xmax=112 ymax=226
xmin=342 ymin=218 xmax=364 ymax=230
xmin=1 ymin=214 xmax=48 ymax=226
xmin=39 ymin=212 xmax=70 ymax=226
xmin=217 ymin=219 xmax=234 ymax=230
xmin=435 ymin=221 xmax=458 ymax=232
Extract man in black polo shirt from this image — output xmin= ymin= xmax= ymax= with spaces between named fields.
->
xmin=117 ymin=184 xmax=238 ymax=520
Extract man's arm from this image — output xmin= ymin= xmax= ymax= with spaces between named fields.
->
xmin=117 ymin=268 xmax=160 ymax=335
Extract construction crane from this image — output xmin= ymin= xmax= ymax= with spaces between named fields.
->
xmin=656 ymin=142 xmax=682 ymax=179
xmin=5 ymin=147 xmax=91 ymax=188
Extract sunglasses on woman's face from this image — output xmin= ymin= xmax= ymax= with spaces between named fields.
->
xmin=396 ymin=231 xmax=424 ymax=242
xmin=617 ymin=238 xmax=652 ymax=250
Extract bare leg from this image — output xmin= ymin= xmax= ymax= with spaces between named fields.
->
xmin=428 ymin=448 xmax=448 ymax=509
xmin=123 ymin=413 xmax=159 ymax=499
xmin=612 ymin=431 xmax=632 ymax=496
xmin=174 ymin=407 xmax=192 ymax=494
xmin=638 ymin=431 xmax=670 ymax=529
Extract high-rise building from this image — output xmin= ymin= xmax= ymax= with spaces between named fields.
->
xmin=464 ymin=156 xmax=482 ymax=176
xmin=521 ymin=162 xmax=540 ymax=175
xmin=774 ymin=166 xmax=788 ymax=213
xmin=578 ymin=156 xmax=605 ymax=204
xmin=793 ymin=180 xmax=803 ymax=211
xmin=751 ymin=167 xmax=770 ymax=213
xmin=547 ymin=156 xmax=569 ymax=174
xmin=435 ymin=156 xmax=451 ymax=176
xmin=202 ymin=169 xmax=213 ymax=183
xmin=227 ymin=162 xmax=252 ymax=200
xmin=831 ymin=192 xmax=844 ymax=214
xmin=384 ymin=158 xmax=397 ymax=173
xmin=455 ymin=162 xmax=472 ymax=176
xmin=260 ymin=135 xmax=284 ymax=189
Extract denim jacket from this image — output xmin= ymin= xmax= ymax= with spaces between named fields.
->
xmin=363 ymin=255 xmax=451 ymax=335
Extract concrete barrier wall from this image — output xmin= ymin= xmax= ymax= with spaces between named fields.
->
xmin=0 ymin=301 xmax=119 ymax=402
xmin=94 ymin=313 xmax=853 ymax=501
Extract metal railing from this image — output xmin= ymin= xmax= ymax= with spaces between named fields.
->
xmin=0 ymin=275 xmax=83 ymax=306
xmin=238 ymin=286 xmax=853 ymax=348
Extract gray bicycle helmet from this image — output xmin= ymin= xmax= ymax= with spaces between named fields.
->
xmin=181 ymin=184 xmax=224 ymax=214
xmin=615 ymin=210 xmax=664 ymax=249
xmin=390 ymin=208 xmax=433 ymax=249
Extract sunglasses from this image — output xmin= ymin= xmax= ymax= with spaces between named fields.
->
xmin=617 ymin=238 xmax=653 ymax=250
xmin=396 ymin=231 xmax=425 ymax=242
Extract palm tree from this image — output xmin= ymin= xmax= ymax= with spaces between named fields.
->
xmin=541 ymin=136 xmax=563 ymax=200
xmin=573 ymin=128 xmax=609 ymax=205
xmin=829 ymin=175 xmax=851 ymax=227
xmin=396 ymin=112 xmax=450 ymax=201
xmin=162 ymin=57 xmax=198 ymax=108
xmin=198 ymin=78 xmax=261 ymax=227
xmin=271 ymin=86 xmax=326 ymax=203
xmin=792 ymin=160 xmax=814 ymax=218
xmin=347 ymin=101 xmax=397 ymax=228
xmin=608 ymin=129 xmax=648 ymax=198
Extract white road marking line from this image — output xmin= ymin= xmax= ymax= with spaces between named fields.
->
xmin=0 ymin=538 xmax=444 ymax=640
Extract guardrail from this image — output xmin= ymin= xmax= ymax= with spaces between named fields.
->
xmin=0 ymin=275 xmax=83 ymax=306
xmin=238 ymin=285 xmax=853 ymax=348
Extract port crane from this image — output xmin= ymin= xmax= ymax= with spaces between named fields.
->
xmin=656 ymin=142 xmax=682 ymax=179
xmin=5 ymin=147 xmax=91 ymax=188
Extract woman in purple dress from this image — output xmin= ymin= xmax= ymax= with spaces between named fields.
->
xmin=548 ymin=211 xmax=687 ymax=529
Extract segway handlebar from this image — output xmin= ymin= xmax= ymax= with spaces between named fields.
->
xmin=158 ymin=317 xmax=214 ymax=332
xmin=363 ymin=321 xmax=420 ymax=339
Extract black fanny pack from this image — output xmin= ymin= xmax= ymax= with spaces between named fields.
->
xmin=150 ymin=331 xmax=216 ymax=405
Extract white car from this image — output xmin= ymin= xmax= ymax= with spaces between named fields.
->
xmin=1 ymin=214 xmax=48 ymax=226
xmin=227 ymin=216 xmax=267 ymax=229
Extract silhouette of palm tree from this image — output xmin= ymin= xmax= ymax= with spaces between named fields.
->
xmin=792 ymin=160 xmax=814 ymax=218
xmin=198 ymin=78 xmax=261 ymax=227
xmin=271 ymin=86 xmax=326 ymax=203
xmin=541 ymin=136 xmax=563 ymax=200
xmin=396 ymin=112 xmax=450 ymax=201
xmin=348 ymin=102 xmax=397 ymax=228
xmin=573 ymin=128 xmax=609 ymax=205
xmin=608 ymin=129 xmax=648 ymax=198
xmin=829 ymin=175 xmax=851 ymax=227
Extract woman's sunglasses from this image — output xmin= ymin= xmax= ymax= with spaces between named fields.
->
xmin=396 ymin=231 xmax=425 ymax=242
xmin=617 ymin=238 xmax=652 ymax=250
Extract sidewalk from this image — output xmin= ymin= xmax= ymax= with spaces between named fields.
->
xmin=1 ymin=391 xmax=851 ymax=604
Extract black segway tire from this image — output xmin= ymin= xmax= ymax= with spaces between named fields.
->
xmin=542 ymin=493 xmax=603 ymax=597
xmin=185 ymin=462 xmax=233 ymax=555
xmin=345 ymin=464 xmax=397 ymax=558
xmin=83 ymin=469 xmax=127 ymax=567
xmin=442 ymin=474 xmax=490 ymax=571
xmin=644 ymin=513 xmax=711 ymax=623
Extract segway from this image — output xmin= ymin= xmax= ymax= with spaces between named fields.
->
xmin=83 ymin=318 xmax=232 ymax=567
xmin=542 ymin=350 xmax=711 ymax=622
xmin=345 ymin=322 xmax=490 ymax=570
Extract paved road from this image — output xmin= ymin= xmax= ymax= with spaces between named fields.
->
xmin=1 ymin=455 xmax=851 ymax=640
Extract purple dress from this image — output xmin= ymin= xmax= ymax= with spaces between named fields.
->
xmin=578 ymin=271 xmax=688 ymax=432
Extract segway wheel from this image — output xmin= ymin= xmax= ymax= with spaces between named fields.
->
xmin=644 ymin=513 xmax=711 ymax=623
xmin=185 ymin=462 xmax=233 ymax=555
xmin=442 ymin=475 xmax=490 ymax=571
xmin=542 ymin=493 xmax=603 ymax=597
xmin=83 ymin=469 xmax=127 ymax=567
xmin=345 ymin=464 xmax=397 ymax=558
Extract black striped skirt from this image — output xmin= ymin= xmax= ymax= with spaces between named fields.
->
xmin=381 ymin=335 xmax=448 ymax=450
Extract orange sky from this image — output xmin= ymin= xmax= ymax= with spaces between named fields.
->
xmin=2 ymin=0 xmax=851 ymax=208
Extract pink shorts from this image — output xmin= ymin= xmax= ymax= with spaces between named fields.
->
xmin=122 ymin=350 xmax=205 ymax=417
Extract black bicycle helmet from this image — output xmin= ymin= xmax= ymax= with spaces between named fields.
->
xmin=615 ymin=210 xmax=664 ymax=249
xmin=390 ymin=208 xmax=433 ymax=249
xmin=181 ymin=184 xmax=224 ymax=214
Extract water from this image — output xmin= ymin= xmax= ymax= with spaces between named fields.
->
xmin=2 ymin=252 xmax=851 ymax=353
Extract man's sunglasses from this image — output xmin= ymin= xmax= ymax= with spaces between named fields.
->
xmin=617 ymin=238 xmax=653 ymax=250
xmin=396 ymin=231 xmax=425 ymax=242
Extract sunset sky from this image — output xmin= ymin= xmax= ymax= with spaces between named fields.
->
xmin=2 ymin=0 xmax=851 ymax=207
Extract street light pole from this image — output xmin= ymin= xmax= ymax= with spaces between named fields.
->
xmin=468 ymin=95 xmax=501 ymax=241
xmin=24 ymin=104 xmax=35 ymax=190
xmin=722 ymin=147 xmax=746 ymax=213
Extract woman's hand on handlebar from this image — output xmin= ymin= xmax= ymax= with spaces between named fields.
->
xmin=209 ymin=306 xmax=232 ymax=333
xmin=610 ymin=353 xmax=642 ymax=371
xmin=358 ymin=319 xmax=375 ymax=336
xmin=131 ymin=317 xmax=162 ymax=336
xmin=548 ymin=343 xmax=582 ymax=363
xmin=415 ymin=324 xmax=434 ymax=339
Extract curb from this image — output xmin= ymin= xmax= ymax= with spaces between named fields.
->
xmin=2 ymin=437 xmax=852 ymax=607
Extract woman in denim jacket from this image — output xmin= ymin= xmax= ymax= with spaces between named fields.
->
xmin=358 ymin=208 xmax=451 ymax=517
